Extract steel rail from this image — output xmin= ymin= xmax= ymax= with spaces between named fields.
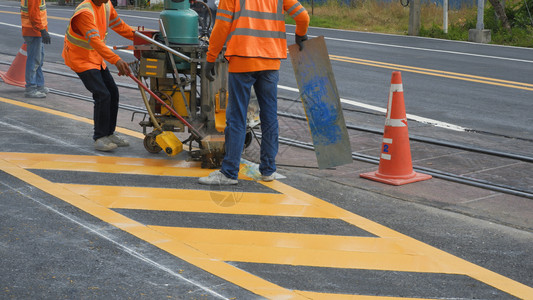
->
xmin=277 ymin=111 xmax=533 ymax=163
xmin=262 ymin=134 xmax=533 ymax=199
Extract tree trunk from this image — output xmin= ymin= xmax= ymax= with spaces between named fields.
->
xmin=487 ymin=0 xmax=511 ymax=31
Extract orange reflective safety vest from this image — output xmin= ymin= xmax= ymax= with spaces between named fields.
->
xmin=20 ymin=0 xmax=48 ymax=36
xmin=62 ymin=0 xmax=131 ymax=73
xmin=222 ymin=0 xmax=303 ymax=59
xmin=65 ymin=0 xmax=110 ymax=51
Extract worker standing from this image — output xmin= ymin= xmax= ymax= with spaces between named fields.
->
xmin=21 ymin=0 xmax=51 ymax=98
xmin=62 ymin=0 xmax=134 ymax=152
xmin=199 ymin=0 xmax=310 ymax=185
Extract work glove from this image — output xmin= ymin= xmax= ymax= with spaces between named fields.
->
xmin=204 ymin=61 xmax=216 ymax=81
xmin=40 ymin=29 xmax=51 ymax=44
xmin=295 ymin=34 xmax=308 ymax=51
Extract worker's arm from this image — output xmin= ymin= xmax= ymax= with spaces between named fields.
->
xmin=108 ymin=5 xmax=134 ymax=41
xmin=27 ymin=0 xmax=46 ymax=31
xmin=284 ymin=0 xmax=309 ymax=50
xmin=284 ymin=0 xmax=309 ymax=36
xmin=71 ymin=12 xmax=122 ymax=65
xmin=206 ymin=0 xmax=235 ymax=63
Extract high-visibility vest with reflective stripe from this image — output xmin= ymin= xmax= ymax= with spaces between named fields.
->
xmin=20 ymin=0 xmax=48 ymax=30
xmin=65 ymin=0 xmax=110 ymax=50
xmin=223 ymin=0 xmax=289 ymax=59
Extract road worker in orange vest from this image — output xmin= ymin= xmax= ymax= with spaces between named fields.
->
xmin=21 ymin=0 xmax=50 ymax=98
xmin=62 ymin=0 xmax=134 ymax=152
xmin=199 ymin=0 xmax=310 ymax=185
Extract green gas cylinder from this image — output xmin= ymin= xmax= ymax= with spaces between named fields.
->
xmin=160 ymin=0 xmax=199 ymax=45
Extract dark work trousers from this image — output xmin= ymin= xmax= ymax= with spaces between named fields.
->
xmin=77 ymin=67 xmax=120 ymax=141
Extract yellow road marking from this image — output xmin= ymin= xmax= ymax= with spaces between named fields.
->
xmin=2 ymin=98 xmax=533 ymax=298
xmin=2 ymin=152 xmax=533 ymax=298
xmin=295 ymin=291 xmax=436 ymax=300
xmin=60 ymin=184 xmax=331 ymax=218
xmin=0 ymin=158 xmax=307 ymax=299
xmin=153 ymin=226 xmax=441 ymax=273
xmin=0 ymin=97 xmax=144 ymax=139
xmin=329 ymin=55 xmax=533 ymax=91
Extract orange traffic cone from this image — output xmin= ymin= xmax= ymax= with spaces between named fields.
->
xmin=0 ymin=43 xmax=27 ymax=87
xmin=360 ymin=71 xmax=431 ymax=185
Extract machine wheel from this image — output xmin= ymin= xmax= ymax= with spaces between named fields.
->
xmin=244 ymin=130 xmax=253 ymax=149
xmin=144 ymin=133 xmax=162 ymax=154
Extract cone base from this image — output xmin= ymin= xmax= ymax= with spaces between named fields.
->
xmin=0 ymin=71 xmax=26 ymax=88
xmin=360 ymin=171 xmax=432 ymax=186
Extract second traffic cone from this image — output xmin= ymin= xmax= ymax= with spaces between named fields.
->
xmin=0 ymin=43 xmax=27 ymax=88
xmin=360 ymin=71 xmax=431 ymax=185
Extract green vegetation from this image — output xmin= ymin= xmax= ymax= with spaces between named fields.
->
xmin=284 ymin=0 xmax=533 ymax=47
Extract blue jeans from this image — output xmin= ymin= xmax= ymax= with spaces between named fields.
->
xmin=23 ymin=36 xmax=45 ymax=89
xmin=220 ymin=70 xmax=279 ymax=179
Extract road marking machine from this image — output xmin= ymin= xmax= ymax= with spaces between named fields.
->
xmin=119 ymin=0 xmax=258 ymax=168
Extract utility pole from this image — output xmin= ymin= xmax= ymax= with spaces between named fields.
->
xmin=408 ymin=0 xmax=421 ymax=36
xmin=443 ymin=0 xmax=448 ymax=34
xmin=468 ymin=0 xmax=491 ymax=43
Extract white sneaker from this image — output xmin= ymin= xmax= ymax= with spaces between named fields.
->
xmin=261 ymin=174 xmax=275 ymax=182
xmin=199 ymin=170 xmax=238 ymax=185
xmin=95 ymin=136 xmax=118 ymax=152
xmin=37 ymin=86 xmax=50 ymax=94
xmin=24 ymin=89 xmax=46 ymax=98
xmin=107 ymin=134 xmax=129 ymax=147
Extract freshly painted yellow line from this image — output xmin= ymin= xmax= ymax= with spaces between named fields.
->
xmin=0 ymin=97 xmax=144 ymax=139
xmin=0 ymin=152 xmax=253 ymax=179
xmin=60 ymin=184 xmax=332 ymax=218
xmin=295 ymin=291 xmax=435 ymax=300
xmin=2 ymin=97 xmax=532 ymax=298
xmin=3 ymin=153 xmax=533 ymax=298
xmin=262 ymin=180 xmax=533 ymax=298
xmin=0 ymin=158 xmax=307 ymax=299
xmin=330 ymin=55 xmax=533 ymax=91
xmin=153 ymin=230 xmax=439 ymax=272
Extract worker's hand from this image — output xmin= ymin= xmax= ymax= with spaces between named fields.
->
xmin=204 ymin=61 xmax=216 ymax=81
xmin=115 ymin=59 xmax=131 ymax=76
xmin=40 ymin=29 xmax=51 ymax=44
xmin=295 ymin=34 xmax=308 ymax=51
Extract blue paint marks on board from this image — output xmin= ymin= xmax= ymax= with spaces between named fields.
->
xmin=289 ymin=35 xmax=353 ymax=169
xmin=302 ymin=76 xmax=343 ymax=146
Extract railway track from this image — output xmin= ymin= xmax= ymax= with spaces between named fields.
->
xmin=5 ymin=61 xmax=532 ymax=199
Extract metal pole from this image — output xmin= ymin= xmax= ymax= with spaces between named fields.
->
xmin=134 ymin=31 xmax=193 ymax=63
xmin=443 ymin=0 xmax=448 ymax=33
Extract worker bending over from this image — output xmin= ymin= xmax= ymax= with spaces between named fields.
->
xmin=62 ymin=0 xmax=133 ymax=151
xmin=199 ymin=0 xmax=310 ymax=185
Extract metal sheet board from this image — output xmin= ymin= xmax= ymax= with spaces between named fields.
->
xmin=288 ymin=36 xmax=352 ymax=169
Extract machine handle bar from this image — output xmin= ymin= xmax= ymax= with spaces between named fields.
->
xmin=134 ymin=31 xmax=193 ymax=63
xmin=128 ymin=74 xmax=203 ymax=140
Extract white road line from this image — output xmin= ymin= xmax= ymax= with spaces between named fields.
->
xmin=278 ymin=85 xmax=469 ymax=131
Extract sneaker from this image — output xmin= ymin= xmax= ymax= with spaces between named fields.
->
xmin=261 ymin=174 xmax=275 ymax=182
xmin=24 ymin=89 xmax=46 ymax=98
xmin=199 ymin=170 xmax=238 ymax=185
xmin=94 ymin=136 xmax=118 ymax=152
xmin=107 ymin=133 xmax=129 ymax=147
xmin=37 ymin=86 xmax=50 ymax=94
